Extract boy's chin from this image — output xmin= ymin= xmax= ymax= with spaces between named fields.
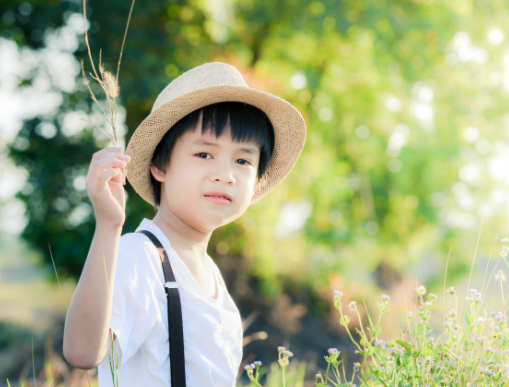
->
xmin=201 ymin=213 xmax=247 ymax=232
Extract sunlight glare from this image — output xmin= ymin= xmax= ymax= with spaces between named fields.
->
xmin=275 ymin=201 xmax=313 ymax=238
xmin=488 ymin=28 xmax=504 ymax=45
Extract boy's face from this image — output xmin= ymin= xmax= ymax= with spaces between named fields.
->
xmin=151 ymin=125 xmax=260 ymax=233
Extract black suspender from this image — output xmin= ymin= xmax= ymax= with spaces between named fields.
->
xmin=138 ymin=230 xmax=187 ymax=387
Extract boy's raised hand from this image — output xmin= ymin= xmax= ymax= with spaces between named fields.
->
xmin=86 ymin=147 xmax=130 ymax=228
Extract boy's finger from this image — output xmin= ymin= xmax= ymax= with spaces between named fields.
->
xmin=90 ymin=157 xmax=129 ymax=174
xmin=111 ymin=172 xmax=124 ymax=184
xmin=96 ymin=168 xmax=123 ymax=185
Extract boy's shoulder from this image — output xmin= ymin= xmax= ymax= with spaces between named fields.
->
xmin=119 ymin=230 xmax=146 ymax=249
xmin=115 ymin=230 xmax=164 ymax=286
xmin=118 ymin=230 xmax=158 ymax=265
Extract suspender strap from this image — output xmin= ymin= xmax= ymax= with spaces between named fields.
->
xmin=138 ymin=230 xmax=186 ymax=387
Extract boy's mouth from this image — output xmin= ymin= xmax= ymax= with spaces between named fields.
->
xmin=204 ymin=192 xmax=232 ymax=204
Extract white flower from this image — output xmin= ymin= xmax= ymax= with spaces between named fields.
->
xmin=415 ymin=285 xmax=426 ymax=296
xmin=495 ymin=270 xmax=506 ymax=282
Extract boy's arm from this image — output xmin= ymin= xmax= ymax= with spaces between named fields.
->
xmin=63 ymin=147 xmax=130 ymax=369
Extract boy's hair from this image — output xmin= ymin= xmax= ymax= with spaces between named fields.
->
xmin=150 ymin=102 xmax=275 ymax=207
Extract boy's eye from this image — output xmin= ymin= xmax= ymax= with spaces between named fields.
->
xmin=236 ymin=159 xmax=252 ymax=166
xmin=196 ymin=152 xmax=211 ymax=159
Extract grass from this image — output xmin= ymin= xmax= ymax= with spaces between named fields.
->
xmin=243 ymin=237 xmax=509 ymax=387
xmin=0 ymin=234 xmax=73 ymax=331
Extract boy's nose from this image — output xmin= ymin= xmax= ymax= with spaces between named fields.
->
xmin=212 ymin=174 xmax=235 ymax=185
xmin=211 ymin=165 xmax=235 ymax=185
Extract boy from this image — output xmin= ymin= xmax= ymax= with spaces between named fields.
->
xmin=63 ymin=62 xmax=306 ymax=386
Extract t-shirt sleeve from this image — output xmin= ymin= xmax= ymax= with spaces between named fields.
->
xmin=107 ymin=234 xmax=160 ymax=366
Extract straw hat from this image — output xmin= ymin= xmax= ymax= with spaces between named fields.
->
xmin=126 ymin=62 xmax=306 ymax=205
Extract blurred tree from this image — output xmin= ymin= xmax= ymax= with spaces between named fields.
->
xmin=4 ymin=0 xmax=509 ymax=300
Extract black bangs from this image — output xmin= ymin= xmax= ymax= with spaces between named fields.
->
xmin=150 ymin=102 xmax=275 ymax=207
xmin=201 ymin=103 xmax=273 ymax=151
xmin=200 ymin=102 xmax=274 ymax=179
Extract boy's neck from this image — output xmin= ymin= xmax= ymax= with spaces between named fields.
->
xmin=152 ymin=211 xmax=211 ymax=262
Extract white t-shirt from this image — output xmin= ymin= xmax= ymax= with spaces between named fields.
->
xmin=97 ymin=219 xmax=243 ymax=386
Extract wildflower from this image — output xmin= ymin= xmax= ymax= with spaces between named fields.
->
xmin=374 ymin=340 xmax=384 ymax=347
xmin=425 ymin=356 xmax=434 ymax=364
xmin=278 ymin=349 xmax=293 ymax=368
xmin=278 ymin=346 xmax=286 ymax=353
xmin=487 ymin=347 xmax=494 ymax=353
xmin=378 ymin=294 xmax=391 ymax=313
xmin=353 ymin=362 xmax=361 ymax=371
xmin=348 ymin=301 xmax=357 ymax=310
xmin=444 ymin=321 xmax=451 ymax=328
xmin=495 ymin=270 xmax=506 ymax=282
xmin=446 ymin=286 xmax=455 ymax=295
xmin=244 ymin=364 xmax=255 ymax=376
xmin=326 ymin=347 xmax=340 ymax=362
xmin=254 ymin=361 xmax=262 ymax=367
xmin=449 ymin=308 xmax=457 ymax=318
xmin=501 ymin=237 xmax=509 ymax=243
xmin=477 ymin=316 xmax=485 ymax=324
xmin=495 ymin=311 xmax=507 ymax=322
xmin=428 ymin=336 xmax=435 ymax=342
xmin=467 ymin=289 xmax=483 ymax=303
xmin=315 ymin=373 xmax=322 ymax=383
xmin=481 ymin=367 xmax=494 ymax=377
xmin=408 ymin=311 xmax=413 ymax=319
xmin=415 ymin=285 xmax=426 ymax=296
xmin=424 ymin=301 xmax=432 ymax=307
xmin=334 ymin=291 xmax=342 ymax=310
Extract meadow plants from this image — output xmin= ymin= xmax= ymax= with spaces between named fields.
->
xmin=246 ymin=239 xmax=509 ymax=387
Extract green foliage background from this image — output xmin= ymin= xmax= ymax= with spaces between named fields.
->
xmin=3 ymin=0 xmax=509 ymax=305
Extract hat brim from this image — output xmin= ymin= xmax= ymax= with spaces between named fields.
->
xmin=126 ymin=84 xmax=306 ymax=205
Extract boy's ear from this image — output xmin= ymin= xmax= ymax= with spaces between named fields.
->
xmin=150 ymin=164 xmax=166 ymax=182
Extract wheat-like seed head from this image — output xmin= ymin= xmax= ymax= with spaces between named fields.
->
xmin=103 ymin=71 xmax=119 ymax=98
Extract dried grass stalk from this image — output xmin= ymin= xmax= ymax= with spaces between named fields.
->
xmin=81 ymin=0 xmax=136 ymax=146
